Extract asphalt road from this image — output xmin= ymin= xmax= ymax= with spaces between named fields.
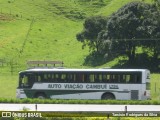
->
xmin=0 ymin=104 xmax=160 ymax=112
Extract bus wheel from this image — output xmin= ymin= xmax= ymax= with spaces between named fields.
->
xmin=35 ymin=93 xmax=46 ymax=99
xmin=101 ymin=93 xmax=115 ymax=100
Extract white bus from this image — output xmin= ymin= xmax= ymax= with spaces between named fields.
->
xmin=16 ymin=68 xmax=151 ymax=100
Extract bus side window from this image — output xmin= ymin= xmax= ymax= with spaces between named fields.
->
xmin=82 ymin=74 xmax=85 ymax=83
xmin=89 ymin=74 xmax=94 ymax=83
xmin=99 ymin=74 xmax=102 ymax=82
xmin=61 ymin=74 xmax=67 ymax=82
xmin=67 ymin=74 xmax=73 ymax=82
xmin=130 ymin=74 xmax=137 ymax=83
xmin=43 ymin=74 xmax=48 ymax=82
xmin=51 ymin=74 xmax=55 ymax=82
xmin=94 ymin=74 xmax=99 ymax=83
xmin=83 ymin=74 xmax=88 ymax=83
xmin=135 ymin=75 xmax=141 ymax=83
xmin=76 ymin=74 xmax=84 ymax=83
xmin=105 ymin=75 xmax=110 ymax=83
xmin=122 ymin=75 xmax=129 ymax=83
xmin=116 ymin=75 xmax=121 ymax=83
xmin=111 ymin=75 xmax=115 ymax=82
xmin=122 ymin=75 xmax=125 ymax=83
xmin=102 ymin=74 xmax=106 ymax=82
xmin=112 ymin=74 xmax=119 ymax=83
xmin=73 ymin=74 xmax=76 ymax=82
xmin=38 ymin=75 xmax=41 ymax=82
xmin=54 ymin=74 xmax=59 ymax=82
xmin=126 ymin=75 xmax=130 ymax=83
xmin=47 ymin=74 xmax=52 ymax=81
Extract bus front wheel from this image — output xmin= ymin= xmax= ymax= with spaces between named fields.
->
xmin=35 ymin=93 xmax=46 ymax=99
xmin=101 ymin=93 xmax=115 ymax=100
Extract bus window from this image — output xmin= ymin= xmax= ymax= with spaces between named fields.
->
xmin=51 ymin=73 xmax=56 ymax=82
xmin=43 ymin=74 xmax=48 ymax=81
xmin=102 ymin=74 xmax=110 ymax=83
xmin=135 ymin=75 xmax=141 ymax=83
xmin=54 ymin=74 xmax=59 ymax=82
xmin=94 ymin=74 xmax=100 ymax=83
xmin=21 ymin=75 xmax=29 ymax=87
xmin=83 ymin=74 xmax=89 ymax=83
xmin=76 ymin=73 xmax=84 ymax=83
xmin=102 ymin=74 xmax=106 ymax=82
xmin=73 ymin=74 xmax=76 ymax=82
xmin=110 ymin=75 xmax=115 ymax=82
xmin=89 ymin=74 xmax=94 ymax=83
xmin=98 ymin=74 xmax=102 ymax=82
xmin=47 ymin=74 xmax=52 ymax=81
xmin=116 ymin=75 xmax=121 ymax=83
xmin=122 ymin=75 xmax=131 ymax=83
xmin=111 ymin=74 xmax=120 ymax=83
xmin=67 ymin=73 xmax=76 ymax=82
xmin=61 ymin=74 xmax=67 ymax=82
xmin=106 ymin=75 xmax=110 ymax=80
xmin=126 ymin=75 xmax=130 ymax=83
xmin=38 ymin=75 xmax=41 ymax=82
xmin=106 ymin=74 xmax=111 ymax=83
xmin=67 ymin=74 xmax=72 ymax=82
xmin=129 ymin=74 xmax=141 ymax=83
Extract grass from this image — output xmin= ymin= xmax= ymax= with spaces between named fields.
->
xmin=0 ymin=0 xmax=153 ymax=72
xmin=0 ymin=75 xmax=18 ymax=98
xmin=150 ymin=74 xmax=160 ymax=100
xmin=97 ymin=0 xmax=153 ymax=16
xmin=0 ymin=0 xmax=90 ymax=73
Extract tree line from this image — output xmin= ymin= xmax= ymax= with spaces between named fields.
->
xmin=76 ymin=1 xmax=160 ymax=69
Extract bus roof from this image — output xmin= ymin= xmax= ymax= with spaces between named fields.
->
xmin=20 ymin=68 xmax=149 ymax=73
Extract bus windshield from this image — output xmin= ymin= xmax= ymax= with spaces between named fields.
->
xmin=19 ymin=73 xmax=35 ymax=88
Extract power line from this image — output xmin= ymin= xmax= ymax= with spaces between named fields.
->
xmin=104 ymin=38 xmax=160 ymax=41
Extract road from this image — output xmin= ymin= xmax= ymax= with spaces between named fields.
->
xmin=0 ymin=104 xmax=160 ymax=112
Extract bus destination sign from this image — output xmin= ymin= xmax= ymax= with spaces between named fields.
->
xmin=48 ymin=83 xmax=108 ymax=90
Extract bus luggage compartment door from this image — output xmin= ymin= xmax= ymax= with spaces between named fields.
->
xmin=131 ymin=90 xmax=139 ymax=100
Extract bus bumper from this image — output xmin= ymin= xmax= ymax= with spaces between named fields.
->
xmin=16 ymin=89 xmax=27 ymax=99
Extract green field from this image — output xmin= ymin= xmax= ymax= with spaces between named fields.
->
xmin=150 ymin=74 xmax=160 ymax=100
xmin=1 ymin=0 xmax=160 ymax=103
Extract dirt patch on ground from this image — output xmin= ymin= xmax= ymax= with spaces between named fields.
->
xmin=0 ymin=13 xmax=14 ymax=21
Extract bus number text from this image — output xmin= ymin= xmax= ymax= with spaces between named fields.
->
xmin=109 ymin=85 xmax=119 ymax=89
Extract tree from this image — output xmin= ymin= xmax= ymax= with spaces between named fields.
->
xmin=140 ymin=6 xmax=160 ymax=60
xmin=76 ymin=16 xmax=108 ymax=53
xmin=102 ymin=1 xmax=160 ymax=63
xmin=153 ymin=0 xmax=160 ymax=6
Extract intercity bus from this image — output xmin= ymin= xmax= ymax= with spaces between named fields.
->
xmin=16 ymin=68 xmax=150 ymax=100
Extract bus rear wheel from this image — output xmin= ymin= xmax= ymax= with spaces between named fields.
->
xmin=35 ymin=93 xmax=46 ymax=99
xmin=101 ymin=93 xmax=115 ymax=100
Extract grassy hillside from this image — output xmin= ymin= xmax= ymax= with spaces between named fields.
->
xmin=97 ymin=0 xmax=153 ymax=16
xmin=0 ymin=0 xmax=153 ymax=73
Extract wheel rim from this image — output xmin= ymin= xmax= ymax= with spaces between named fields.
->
xmin=37 ymin=96 xmax=45 ymax=99
xmin=102 ymin=94 xmax=115 ymax=100
xmin=36 ymin=94 xmax=46 ymax=99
